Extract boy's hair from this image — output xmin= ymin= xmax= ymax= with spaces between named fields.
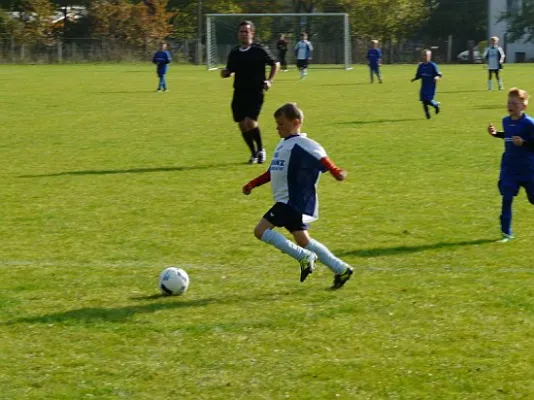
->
xmin=422 ymin=48 xmax=431 ymax=56
xmin=508 ymin=87 xmax=529 ymax=105
xmin=371 ymin=39 xmax=379 ymax=45
xmin=239 ymin=20 xmax=255 ymax=31
xmin=300 ymin=32 xmax=307 ymax=37
xmin=491 ymin=36 xmax=499 ymax=42
xmin=274 ymin=103 xmax=304 ymax=122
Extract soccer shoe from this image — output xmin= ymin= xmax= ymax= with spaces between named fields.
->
xmin=248 ymin=155 xmax=258 ymax=164
xmin=257 ymin=149 xmax=267 ymax=164
xmin=498 ymin=233 xmax=515 ymax=243
xmin=425 ymin=111 xmax=431 ymax=120
xmin=332 ymin=267 xmax=353 ymax=289
xmin=299 ymin=253 xmax=317 ymax=283
xmin=435 ymin=102 xmax=440 ymax=115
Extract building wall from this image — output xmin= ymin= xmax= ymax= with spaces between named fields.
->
xmin=488 ymin=0 xmax=534 ymax=62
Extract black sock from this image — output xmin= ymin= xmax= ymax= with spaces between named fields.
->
xmin=423 ymin=103 xmax=430 ymax=119
xmin=241 ymin=131 xmax=256 ymax=156
xmin=249 ymin=127 xmax=263 ymax=153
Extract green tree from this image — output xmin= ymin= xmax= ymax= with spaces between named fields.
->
xmin=498 ymin=0 xmax=534 ymax=42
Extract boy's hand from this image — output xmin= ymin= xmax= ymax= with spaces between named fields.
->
xmin=410 ymin=78 xmax=416 ymax=82
xmin=220 ymin=69 xmax=231 ymax=78
xmin=333 ymin=169 xmax=348 ymax=181
xmin=263 ymin=80 xmax=272 ymax=91
xmin=434 ymin=76 xmax=441 ymax=81
xmin=512 ymin=136 xmax=525 ymax=146
xmin=488 ymin=123 xmax=498 ymax=136
xmin=242 ymin=184 xmax=253 ymax=195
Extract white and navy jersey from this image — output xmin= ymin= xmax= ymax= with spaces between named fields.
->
xmin=295 ymin=40 xmax=313 ymax=60
xmin=484 ymin=46 xmax=505 ymax=70
xmin=269 ymin=134 xmax=327 ymax=223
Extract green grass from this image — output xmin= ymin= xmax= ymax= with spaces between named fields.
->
xmin=1 ymin=63 xmax=534 ymax=399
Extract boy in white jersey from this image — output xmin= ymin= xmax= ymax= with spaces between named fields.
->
xmin=483 ymin=36 xmax=505 ymax=91
xmin=242 ymin=103 xmax=354 ymax=289
xmin=294 ymin=33 xmax=313 ymax=80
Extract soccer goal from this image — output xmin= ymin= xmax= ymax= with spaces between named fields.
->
xmin=206 ymin=13 xmax=352 ymax=70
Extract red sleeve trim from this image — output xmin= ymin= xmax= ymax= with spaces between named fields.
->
xmin=247 ymin=170 xmax=271 ymax=189
xmin=320 ymin=157 xmax=344 ymax=179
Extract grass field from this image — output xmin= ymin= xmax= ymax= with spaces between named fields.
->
xmin=1 ymin=63 xmax=534 ymax=399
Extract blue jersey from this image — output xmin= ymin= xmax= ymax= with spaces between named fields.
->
xmin=413 ymin=62 xmax=441 ymax=101
xmin=270 ymin=134 xmax=328 ymax=223
xmin=153 ymin=50 xmax=171 ymax=75
xmin=500 ymin=114 xmax=534 ymax=179
xmin=367 ymin=48 xmax=381 ymax=68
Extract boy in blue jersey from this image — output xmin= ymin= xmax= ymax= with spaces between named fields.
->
xmin=367 ymin=40 xmax=382 ymax=83
xmin=487 ymin=87 xmax=534 ymax=242
xmin=295 ymin=33 xmax=313 ymax=80
xmin=152 ymin=42 xmax=171 ymax=92
xmin=242 ymin=103 xmax=354 ymax=289
xmin=411 ymin=49 xmax=442 ymax=119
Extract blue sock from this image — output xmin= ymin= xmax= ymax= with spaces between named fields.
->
xmin=261 ymin=229 xmax=312 ymax=261
xmin=430 ymin=99 xmax=439 ymax=107
xmin=500 ymin=195 xmax=513 ymax=235
xmin=305 ymin=239 xmax=347 ymax=274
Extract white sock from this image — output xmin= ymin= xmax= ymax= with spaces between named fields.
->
xmin=300 ymin=70 xmax=304 ymax=79
xmin=498 ymin=79 xmax=503 ymax=88
xmin=488 ymin=80 xmax=493 ymax=90
xmin=305 ymin=239 xmax=347 ymax=274
xmin=261 ymin=229 xmax=312 ymax=261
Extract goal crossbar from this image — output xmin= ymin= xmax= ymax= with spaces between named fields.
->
xmin=206 ymin=13 xmax=352 ymax=71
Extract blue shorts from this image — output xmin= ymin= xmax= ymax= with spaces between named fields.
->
xmin=498 ymin=178 xmax=534 ymax=197
xmin=263 ymin=202 xmax=308 ymax=232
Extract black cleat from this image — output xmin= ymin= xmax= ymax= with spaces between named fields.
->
xmin=332 ymin=267 xmax=353 ymax=289
xmin=299 ymin=253 xmax=317 ymax=282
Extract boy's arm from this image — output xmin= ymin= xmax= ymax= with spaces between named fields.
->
xmin=319 ymin=157 xmax=347 ymax=181
xmin=411 ymin=65 xmax=421 ymax=82
xmin=488 ymin=123 xmax=505 ymax=138
xmin=166 ymin=51 xmax=171 ymax=64
xmin=243 ymin=171 xmax=271 ymax=194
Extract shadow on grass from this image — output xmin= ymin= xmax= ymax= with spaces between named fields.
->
xmin=337 ymin=238 xmax=496 ymax=258
xmin=473 ymin=104 xmax=503 ymax=109
xmin=5 ymin=297 xmax=218 ymax=325
xmin=18 ymin=162 xmax=245 ymax=178
xmin=439 ymin=90 xmax=488 ymax=94
xmin=317 ymin=82 xmax=370 ymax=86
xmin=5 ymin=290 xmax=301 ymax=325
xmin=335 ymin=118 xmax=420 ymax=125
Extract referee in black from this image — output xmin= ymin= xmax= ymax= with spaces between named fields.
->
xmin=221 ymin=20 xmax=279 ymax=164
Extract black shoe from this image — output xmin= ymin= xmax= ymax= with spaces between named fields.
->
xmin=435 ymin=102 xmax=440 ymax=114
xmin=425 ymin=111 xmax=431 ymax=120
xmin=332 ymin=267 xmax=353 ymax=289
xmin=299 ymin=253 xmax=317 ymax=282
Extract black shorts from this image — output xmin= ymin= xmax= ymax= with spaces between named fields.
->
xmin=263 ymin=202 xmax=309 ymax=233
xmin=297 ymin=59 xmax=308 ymax=69
xmin=231 ymin=90 xmax=264 ymax=123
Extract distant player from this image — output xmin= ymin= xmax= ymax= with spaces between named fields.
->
xmin=152 ymin=42 xmax=171 ymax=92
xmin=242 ymin=103 xmax=354 ymax=289
xmin=411 ymin=49 xmax=442 ymax=119
xmin=277 ymin=34 xmax=289 ymax=72
xmin=487 ymin=87 xmax=534 ymax=242
xmin=484 ymin=36 xmax=505 ymax=91
xmin=221 ymin=21 xmax=279 ymax=164
xmin=367 ymin=40 xmax=382 ymax=83
xmin=294 ymin=33 xmax=313 ymax=80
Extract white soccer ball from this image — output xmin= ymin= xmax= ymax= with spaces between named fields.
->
xmin=159 ymin=267 xmax=189 ymax=296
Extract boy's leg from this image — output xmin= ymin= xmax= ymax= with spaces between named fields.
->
xmin=429 ymin=99 xmax=440 ymax=114
xmin=495 ymin=70 xmax=503 ymax=90
xmin=369 ymin=67 xmax=374 ymax=83
xmin=500 ymin=195 xmax=514 ymax=239
xmin=422 ymin=101 xmax=431 ymax=119
xmin=488 ymin=70 xmax=493 ymax=90
xmin=162 ymin=75 xmax=167 ymax=91
xmin=303 ymin=238 xmax=350 ymax=275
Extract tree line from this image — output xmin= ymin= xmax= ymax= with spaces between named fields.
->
xmin=0 ymin=0 xmax=487 ymax=54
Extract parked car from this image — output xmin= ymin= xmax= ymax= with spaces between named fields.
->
xmin=457 ymin=49 xmax=483 ymax=63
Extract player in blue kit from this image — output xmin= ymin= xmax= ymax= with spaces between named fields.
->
xmin=488 ymin=87 xmax=534 ymax=242
xmin=411 ymin=49 xmax=442 ymax=119
xmin=295 ymin=33 xmax=313 ymax=80
xmin=152 ymin=42 xmax=171 ymax=92
xmin=242 ymin=103 xmax=353 ymax=289
xmin=367 ymin=40 xmax=382 ymax=84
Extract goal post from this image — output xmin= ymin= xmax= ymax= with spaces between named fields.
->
xmin=206 ymin=13 xmax=352 ymax=71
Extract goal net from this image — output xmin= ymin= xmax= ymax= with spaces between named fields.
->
xmin=206 ymin=13 xmax=351 ymax=70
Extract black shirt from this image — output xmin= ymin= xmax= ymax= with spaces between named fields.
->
xmin=226 ymin=44 xmax=276 ymax=92
xmin=277 ymin=39 xmax=288 ymax=53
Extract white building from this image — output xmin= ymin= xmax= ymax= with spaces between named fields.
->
xmin=488 ymin=0 xmax=534 ymax=62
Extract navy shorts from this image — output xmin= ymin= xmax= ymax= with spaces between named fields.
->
xmin=263 ymin=202 xmax=308 ymax=232
xmin=231 ymin=90 xmax=264 ymax=123
xmin=297 ymin=59 xmax=308 ymax=69
xmin=499 ymin=178 xmax=534 ymax=199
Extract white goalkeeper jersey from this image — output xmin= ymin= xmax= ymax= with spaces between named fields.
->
xmin=484 ymin=46 xmax=505 ymax=70
xmin=269 ymin=133 xmax=328 ymax=223
xmin=295 ymin=40 xmax=313 ymax=60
